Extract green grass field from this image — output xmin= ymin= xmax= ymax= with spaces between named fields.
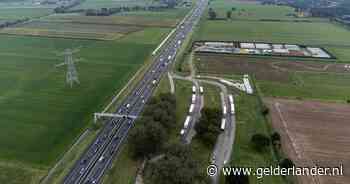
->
xmin=196 ymin=0 xmax=350 ymax=62
xmin=196 ymin=20 xmax=350 ymax=61
xmin=0 ymin=35 xmax=150 ymax=165
xmin=231 ymin=93 xmax=285 ymax=184
xmin=197 ymin=21 xmax=350 ymax=46
xmin=73 ymin=0 xmax=153 ymax=9
xmin=123 ymin=8 xmax=189 ymax=20
xmin=44 ymin=14 xmax=178 ymax=27
xmin=258 ymin=71 xmax=350 ymax=102
xmin=209 ymin=0 xmax=294 ymax=20
xmin=207 ymin=0 xmax=326 ymax=21
xmin=0 ymin=25 xmax=168 ymax=183
xmin=0 ymin=8 xmax=52 ymax=20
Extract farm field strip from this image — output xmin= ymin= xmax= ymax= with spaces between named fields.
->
xmin=0 ymin=20 xmax=146 ymax=40
xmin=0 ymin=7 xmax=52 ymax=20
xmin=72 ymin=0 xmax=155 ymax=10
xmin=195 ymin=53 xmax=350 ymax=101
xmin=44 ymin=13 xmax=181 ymax=28
xmin=1 ymin=13 xmax=180 ymax=40
xmin=0 ymin=28 xmax=124 ymax=41
xmin=197 ymin=21 xmax=350 ymax=47
xmin=265 ymin=98 xmax=350 ymax=184
xmin=12 ymin=21 xmax=143 ymax=34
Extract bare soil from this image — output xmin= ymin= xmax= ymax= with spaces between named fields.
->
xmin=265 ymin=98 xmax=350 ymax=184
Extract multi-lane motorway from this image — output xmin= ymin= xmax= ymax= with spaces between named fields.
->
xmin=63 ymin=1 xmax=208 ymax=183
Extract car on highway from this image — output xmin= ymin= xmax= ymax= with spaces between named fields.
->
xmin=152 ymin=79 xmax=157 ymax=85
xmin=98 ymin=156 xmax=105 ymax=162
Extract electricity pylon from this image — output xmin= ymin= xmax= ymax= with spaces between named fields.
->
xmin=55 ymin=48 xmax=82 ymax=88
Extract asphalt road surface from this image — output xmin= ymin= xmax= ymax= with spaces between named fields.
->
xmin=63 ymin=1 xmax=208 ymax=183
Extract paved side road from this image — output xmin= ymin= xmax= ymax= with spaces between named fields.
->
xmin=198 ymin=79 xmax=236 ymax=184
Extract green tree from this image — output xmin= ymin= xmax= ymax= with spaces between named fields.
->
xmin=261 ymin=105 xmax=269 ymax=116
xmin=227 ymin=10 xmax=232 ymax=19
xmin=129 ymin=120 xmax=167 ymax=159
xmin=271 ymin=132 xmax=281 ymax=145
xmin=251 ymin=133 xmax=270 ymax=152
xmin=208 ymin=8 xmax=217 ymax=20
xmin=195 ymin=108 xmax=221 ymax=146
xmin=279 ymin=158 xmax=295 ymax=169
xmin=145 ymin=143 xmax=203 ymax=184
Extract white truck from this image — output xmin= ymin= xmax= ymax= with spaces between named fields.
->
xmin=230 ymin=103 xmax=235 ymax=114
xmin=192 ymin=86 xmax=196 ymax=93
xmin=189 ymin=104 xmax=195 ymax=113
xmin=220 ymin=118 xmax=226 ymax=130
xmin=229 ymin=95 xmax=234 ymax=104
xmin=184 ymin=116 xmax=191 ymax=129
xmin=199 ymin=86 xmax=204 ymax=94
xmin=191 ymin=94 xmax=196 ymax=104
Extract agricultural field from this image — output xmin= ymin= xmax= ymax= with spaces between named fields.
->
xmin=192 ymin=0 xmax=350 ymax=102
xmin=0 ymin=18 xmax=169 ymax=183
xmin=123 ymin=7 xmax=190 ymax=20
xmin=0 ymin=7 xmax=52 ymax=20
xmin=196 ymin=0 xmax=350 ymax=62
xmin=1 ymin=20 xmax=143 ymax=40
xmin=0 ymin=10 xmax=183 ymax=40
xmin=195 ymin=53 xmax=350 ymax=101
xmin=196 ymin=20 xmax=350 ymax=61
xmin=72 ymin=0 xmax=154 ymax=10
xmin=207 ymin=0 xmax=327 ymax=21
xmin=44 ymin=14 xmax=178 ymax=27
xmin=209 ymin=0 xmax=296 ymax=20
xmin=265 ymin=98 xmax=350 ymax=184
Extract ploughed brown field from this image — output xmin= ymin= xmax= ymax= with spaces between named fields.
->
xmin=265 ymin=98 xmax=350 ymax=184
xmin=195 ymin=53 xmax=348 ymax=82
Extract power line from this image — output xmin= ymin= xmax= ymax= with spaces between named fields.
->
xmin=56 ymin=48 xmax=81 ymax=87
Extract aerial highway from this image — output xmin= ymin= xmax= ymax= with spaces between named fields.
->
xmin=63 ymin=0 xmax=208 ymax=183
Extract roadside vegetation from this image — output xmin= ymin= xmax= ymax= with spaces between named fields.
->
xmin=195 ymin=108 xmax=221 ymax=146
xmin=129 ymin=93 xmax=176 ymax=159
xmin=227 ymin=92 xmax=286 ymax=184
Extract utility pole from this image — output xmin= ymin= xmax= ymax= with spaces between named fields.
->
xmin=56 ymin=48 xmax=81 ymax=87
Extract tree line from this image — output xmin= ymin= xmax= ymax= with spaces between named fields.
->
xmin=0 ymin=18 xmax=29 ymax=29
xmin=129 ymin=93 xmax=176 ymax=159
xmin=195 ymin=107 xmax=222 ymax=146
xmin=128 ymin=93 xmax=208 ymax=184
xmin=55 ymin=0 xmax=181 ymax=15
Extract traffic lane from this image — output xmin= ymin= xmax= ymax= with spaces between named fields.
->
xmin=84 ymin=119 xmax=132 ymax=184
xmin=67 ymin=1 xmax=208 ymax=183
xmin=74 ymin=118 xmax=124 ymax=184
xmin=64 ymin=118 xmax=122 ymax=184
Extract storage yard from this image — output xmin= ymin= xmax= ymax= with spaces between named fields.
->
xmin=193 ymin=41 xmax=334 ymax=59
xmin=265 ymin=98 xmax=350 ymax=184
